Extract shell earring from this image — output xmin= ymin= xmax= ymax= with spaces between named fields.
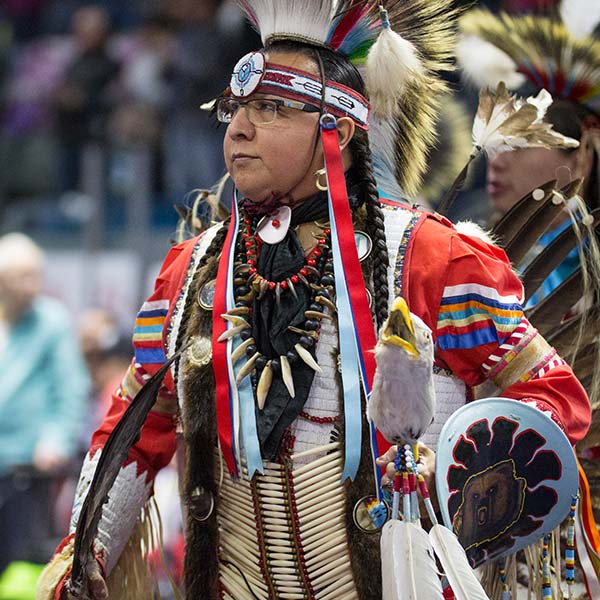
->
xmin=314 ymin=168 xmax=328 ymax=191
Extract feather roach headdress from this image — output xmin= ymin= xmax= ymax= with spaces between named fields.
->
xmin=235 ymin=0 xmax=461 ymax=196
xmin=457 ymin=2 xmax=600 ymax=112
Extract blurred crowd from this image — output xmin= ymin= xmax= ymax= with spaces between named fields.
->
xmin=0 ymin=2 xmax=260 ymax=596
xmin=0 ymin=0 xmax=258 ymax=237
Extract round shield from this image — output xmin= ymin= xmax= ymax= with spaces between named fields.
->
xmin=435 ymin=397 xmax=578 ymax=567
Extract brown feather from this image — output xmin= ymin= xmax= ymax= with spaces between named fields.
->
xmin=522 ymin=209 xmax=600 ymax=302
xmin=500 ymin=179 xmax=583 ymax=266
xmin=526 ymin=267 xmax=583 ymax=336
xmin=435 ymin=151 xmax=477 ymax=216
xmin=491 ymin=179 xmax=556 ymax=243
xmin=571 ymin=342 xmax=599 ymax=382
xmin=546 ymin=304 xmax=600 ymax=358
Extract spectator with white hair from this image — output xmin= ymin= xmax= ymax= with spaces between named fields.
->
xmin=0 ymin=232 xmax=90 ymax=575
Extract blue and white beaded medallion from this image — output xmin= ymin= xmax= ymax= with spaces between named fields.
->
xmin=231 ymin=51 xmax=265 ymax=97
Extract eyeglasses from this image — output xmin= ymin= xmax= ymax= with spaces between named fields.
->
xmin=216 ymin=97 xmax=320 ymax=126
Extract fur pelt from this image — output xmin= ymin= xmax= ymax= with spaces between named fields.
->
xmin=179 ymin=252 xmax=221 ymax=600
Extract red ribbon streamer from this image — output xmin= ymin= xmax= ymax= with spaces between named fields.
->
xmin=320 ymin=124 xmax=391 ymax=458
xmin=212 ymin=206 xmax=238 ymax=476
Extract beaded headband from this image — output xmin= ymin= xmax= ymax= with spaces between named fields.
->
xmin=230 ymin=51 xmax=370 ymax=129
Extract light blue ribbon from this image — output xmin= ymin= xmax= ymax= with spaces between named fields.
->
xmin=327 ymin=190 xmax=362 ymax=481
xmin=229 ymin=192 xmax=264 ymax=478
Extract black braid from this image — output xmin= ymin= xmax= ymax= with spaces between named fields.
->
xmin=351 ymin=130 xmax=390 ymax=329
xmin=172 ymin=223 xmax=229 ymax=384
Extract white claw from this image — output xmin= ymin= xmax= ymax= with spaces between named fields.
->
xmin=231 ymin=338 xmax=255 ymax=363
xmin=280 ymin=355 xmax=295 ymax=398
xmin=221 ymin=314 xmax=249 ymax=327
xmin=294 ymin=343 xmax=322 ymax=373
xmin=256 ymin=360 xmax=273 ymax=410
xmin=236 ymin=352 xmax=260 ymax=383
xmin=217 ymin=323 xmax=250 ymax=342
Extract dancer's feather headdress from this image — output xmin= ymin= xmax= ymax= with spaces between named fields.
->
xmin=457 ymin=2 xmax=600 ymax=112
xmin=233 ymin=0 xmax=461 ymax=196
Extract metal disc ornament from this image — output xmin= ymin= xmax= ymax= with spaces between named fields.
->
xmin=187 ymin=336 xmax=212 ymax=367
xmin=187 ymin=486 xmax=214 ymax=522
xmin=230 ymin=51 xmax=265 ymax=97
xmin=353 ymin=495 xmax=390 ymax=533
xmin=354 ymin=231 xmax=372 ymax=262
xmin=198 ymin=279 xmax=216 ymax=310
xmin=435 ymin=397 xmax=578 ymax=567
xmin=256 ymin=205 xmax=292 ymax=244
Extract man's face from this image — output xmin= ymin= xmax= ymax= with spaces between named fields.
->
xmin=0 ymin=263 xmax=42 ymax=320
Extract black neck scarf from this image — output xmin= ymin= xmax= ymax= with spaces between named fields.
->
xmin=251 ymin=183 xmax=361 ymax=460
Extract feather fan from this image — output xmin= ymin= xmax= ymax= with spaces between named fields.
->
xmin=429 ymin=524 xmax=489 ymax=600
xmin=70 ymin=352 xmax=182 ymax=598
xmin=381 ymin=520 xmax=443 ymax=600
xmin=502 ymin=179 xmax=583 ymax=266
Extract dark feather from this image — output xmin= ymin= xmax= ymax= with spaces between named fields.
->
xmin=546 ymin=304 xmax=600 ymax=358
xmin=69 ymin=352 xmax=182 ymax=599
xmin=525 ymin=267 xmax=583 ymax=336
xmin=491 ymin=178 xmax=556 ymax=243
xmin=572 ymin=342 xmax=599 ymax=382
xmin=503 ymin=179 xmax=583 ymax=266
xmin=435 ymin=152 xmax=476 ymax=216
xmin=522 ymin=209 xmax=600 ymax=302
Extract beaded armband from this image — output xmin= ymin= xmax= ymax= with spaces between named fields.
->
xmin=482 ymin=319 xmax=565 ymax=389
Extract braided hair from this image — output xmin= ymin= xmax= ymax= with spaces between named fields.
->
xmin=266 ymin=40 xmax=390 ymax=327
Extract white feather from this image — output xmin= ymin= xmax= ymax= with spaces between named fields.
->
xmin=366 ymin=27 xmax=422 ymax=117
xmin=561 ymin=0 xmax=600 ymax=39
xmin=381 ymin=521 xmax=444 ymax=600
xmin=238 ymin=0 xmax=343 ymax=46
xmin=471 ymin=85 xmax=578 ymax=160
xmin=456 ymin=35 xmax=526 ymax=90
xmin=429 ymin=524 xmax=490 ymax=600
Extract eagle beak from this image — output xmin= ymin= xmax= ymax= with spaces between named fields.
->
xmin=380 ymin=297 xmax=419 ymax=357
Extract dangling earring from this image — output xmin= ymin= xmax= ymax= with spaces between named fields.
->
xmin=314 ymin=168 xmax=328 ymax=191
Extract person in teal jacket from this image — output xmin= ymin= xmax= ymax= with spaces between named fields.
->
xmin=0 ymin=233 xmax=90 ymax=574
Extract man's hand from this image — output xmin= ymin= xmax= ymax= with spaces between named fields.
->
xmin=376 ymin=442 xmax=438 ymax=512
xmin=60 ymin=560 xmax=108 ymax=600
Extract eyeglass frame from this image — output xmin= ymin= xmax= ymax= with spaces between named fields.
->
xmin=215 ymin=96 xmax=321 ymax=126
